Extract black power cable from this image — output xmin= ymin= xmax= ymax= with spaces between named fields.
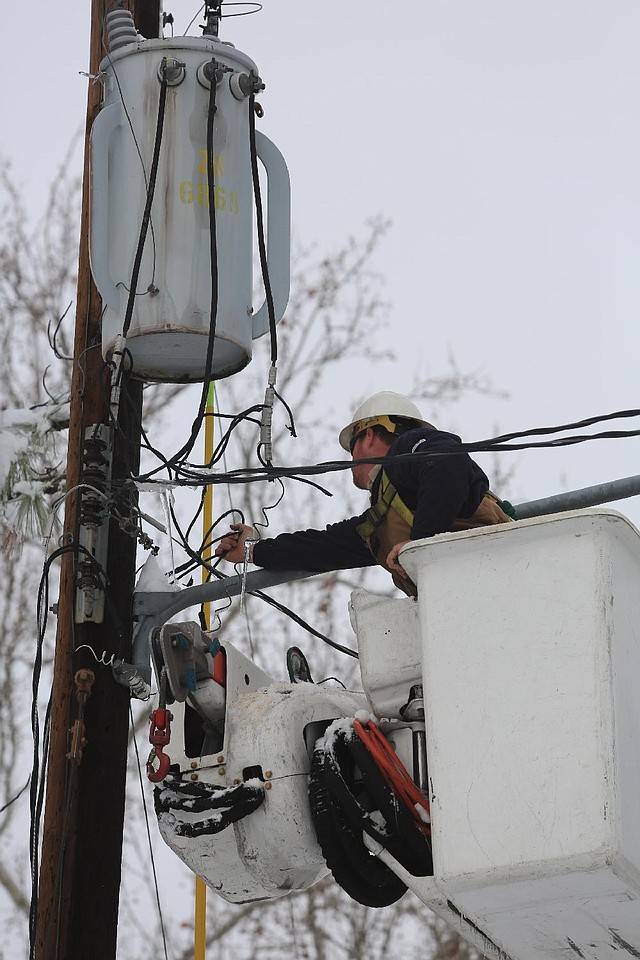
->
xmin=164 ymin=500 xmax=359 ymax=658
xmin=121 ymin=61 xmax=169 ymax=342
xmin=29 ymin=542 xmax=78 ymax=956
xmin=248 ymin=90 xmax=277 ymax=364
xmin=126 ymin=406 xmax=640 ymax=490
xmin=29 ymin=543 xmax=110 ymax=959
xmin=135 ymin=60 xmax=222 ymax=482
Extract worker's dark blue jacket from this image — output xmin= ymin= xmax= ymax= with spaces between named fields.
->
xmin=252 ymin=428 xmax=493 ymax=574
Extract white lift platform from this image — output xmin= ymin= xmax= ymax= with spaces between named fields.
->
xmin=350 ymin=508 xmax=640 ymax=960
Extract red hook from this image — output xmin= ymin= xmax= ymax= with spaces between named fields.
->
xmin=147 ymin=708 xmax=173 ymax=783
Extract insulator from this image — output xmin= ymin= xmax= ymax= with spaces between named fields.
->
xmin=106 ymin=9 xmax=138 ymax=52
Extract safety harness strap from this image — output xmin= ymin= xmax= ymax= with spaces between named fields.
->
xmin=356 ymin=473 xmax=518 ymax=543
xmin=355 ymin=472 xmax=413 ymax=542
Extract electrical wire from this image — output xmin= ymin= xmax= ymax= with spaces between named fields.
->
xmin=130 ymin=705 xmax=170 ymax=960
xmin=101 ymin=17 xmax=158 ymax=285
xmin=120 ymin=61 xmax=168 ymax=341
xmin=251 ymin=476 xmax=286 ymax=538
xmin=29 ymin=543 xmax=110 ymax=958
xmin=29 ymin=543 xmax=77 ymax=956
xmin=47 ymin=302 xmax=74 ymax=361
xmin=134 ymin=62 xmax=224 ymax=481
xmin=183 ymin=3 xmax=205 ymax=35
xmin=248 ymin=91 xmax=277 ymax=365
xmin=74 ymin=644 xmax=117 ymax=668
xmin=127 ymin=406 xmax=640 ymax=490
xmin=250 ymin=585 xmax=359 ymax=659
xmin=163 ymin=495 xmax=357 ymax=658
xmin=0 ymin=777 xmax=30 ymax=815
xmin=220 ymin=2 xmax=263 ymax=18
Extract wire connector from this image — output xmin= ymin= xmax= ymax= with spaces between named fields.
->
xmin=240 ymin=538 xmax=258 ymax=610
xmin=112 ymin=660 xmax=152 ymax=701
xmin=260 ymin=363 xmax=278 ymax=465
xmin=109 ymin=333 xmax=127 ymax=425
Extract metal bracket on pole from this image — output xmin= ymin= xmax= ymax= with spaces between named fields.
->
xmin=75 ymin=424 xmax=113 ymax=624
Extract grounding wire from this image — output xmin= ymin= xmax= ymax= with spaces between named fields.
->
xmin=29 ymin=542 xmax=112 ymax=956
xmin=53 ymin=739 xmax=77 ymax=960
xmin=130 ymin=705 xmax=170 ymax=960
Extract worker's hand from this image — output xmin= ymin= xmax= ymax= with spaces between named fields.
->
xmin=386 ymin=540 xmax=411 ymax=578
xmin=215 ymin=523 xmax=256 ymax=564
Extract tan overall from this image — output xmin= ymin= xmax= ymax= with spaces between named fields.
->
xmin=358 ymin=469 xmax=514 ymax=597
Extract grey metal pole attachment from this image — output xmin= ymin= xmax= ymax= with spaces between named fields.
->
xmin=514 ymin=473 xmax=640 ymax=519
xmin=129 ymin=472 xmax=640 ymax=679
xmin=132 ymin=568 xmax=317 ymax=675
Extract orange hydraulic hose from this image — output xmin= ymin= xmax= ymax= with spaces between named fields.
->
xmin=353 ymin=718 xmax=431 ymax=838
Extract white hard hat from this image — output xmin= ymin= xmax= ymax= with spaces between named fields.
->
xmin=339 ymin=391 xmax=434 ymax=451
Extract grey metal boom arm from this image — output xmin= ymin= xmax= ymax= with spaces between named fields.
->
xmin=514 ymin=473 xmax=640 ymax=519
xmin=128 ymin=473 xmax=640 ymax=685
xmin=132 ymin=568 xmax=317 ymax=678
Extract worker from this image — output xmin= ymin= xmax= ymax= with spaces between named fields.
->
xmin=215 ymin=391 xmax=513 ymax=596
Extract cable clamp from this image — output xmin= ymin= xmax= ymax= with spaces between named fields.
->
xmin=240 ymin=538 xmax=258 ymax=609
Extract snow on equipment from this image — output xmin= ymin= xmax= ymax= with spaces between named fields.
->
xmin=145 ymin=510 xmax=640 ymax=958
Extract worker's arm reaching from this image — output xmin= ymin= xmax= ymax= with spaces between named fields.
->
xmin=215 ymin=391 xmax=511 ymax=593
xmin=215 ymin=517 xmax=376 ymax=572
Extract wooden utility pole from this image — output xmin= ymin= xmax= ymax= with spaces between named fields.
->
xmin=35 ymin=2 xmax=160 ymax=958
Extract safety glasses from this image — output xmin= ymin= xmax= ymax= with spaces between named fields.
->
xmin=349 ymin=431 xmax=365 ymax=454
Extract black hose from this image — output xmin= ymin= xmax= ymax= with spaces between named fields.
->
xmin=322 ymin=724 xmax=432 ymax=877
xmin=308 ymin=744 xmax=407 ymax=907
xmin=154 ymin=775 xmax=264 ymax=836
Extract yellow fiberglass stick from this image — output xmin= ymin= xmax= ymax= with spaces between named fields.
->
xmin=195 ymin=380 xmax=215 ymax=959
